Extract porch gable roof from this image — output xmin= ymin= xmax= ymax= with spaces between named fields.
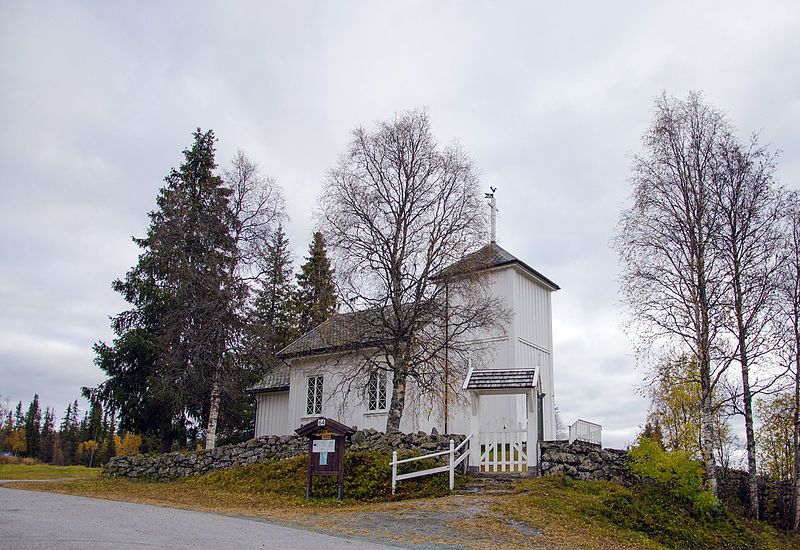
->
xmin=463 ymin=367 xmax=539 ymax=390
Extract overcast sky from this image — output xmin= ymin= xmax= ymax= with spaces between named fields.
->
xmin=1 ymin=1 xmax=798 ymax=450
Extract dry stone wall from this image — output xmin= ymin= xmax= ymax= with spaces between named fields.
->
xmin=105 ymin=429 xmax=465 ymax=481
xmin=539 ymin=440 xmax=633 ymax=484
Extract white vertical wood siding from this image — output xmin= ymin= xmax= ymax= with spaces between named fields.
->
xmin=254 ymin=391 xmax=290 ymax=436
xmin=512 ymin=267 xmax=556 ymax=440
xmin=256 ymin=261 xmax=558 ymax=441
xmin=284 ymin=355 xmax=441 ymax=434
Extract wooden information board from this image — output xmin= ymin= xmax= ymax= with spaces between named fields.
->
xmin=295 ymin=417 xmax=356 ymax=499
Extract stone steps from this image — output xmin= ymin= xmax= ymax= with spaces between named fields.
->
xmin=457 ymin=473 xmax=526 ymax=495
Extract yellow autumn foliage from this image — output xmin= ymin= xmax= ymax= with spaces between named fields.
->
xmin=113 ymin=432 xmax=142 ymax=456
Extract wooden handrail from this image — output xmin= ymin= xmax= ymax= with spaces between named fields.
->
xmin=391 ymin=435 xmax=472 ymax=494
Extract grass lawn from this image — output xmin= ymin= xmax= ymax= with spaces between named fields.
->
xmin=0 ymin=463 xmax=100 ymax=481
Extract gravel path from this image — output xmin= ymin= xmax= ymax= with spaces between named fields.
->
xmin=308 ymin=494 xmax=542 ymax=549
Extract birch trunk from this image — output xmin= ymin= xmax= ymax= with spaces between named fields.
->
xmin=205 ymin=363 xmax=222 ymax=450
xmin=386 ymin=362 xmax=408 ymax=433
xmin=734 ymin=280 xmax=760 ymax=517
xmin=793 ymin=332 xmax=800 ymax=531
xmin=740 ymin=357 xmax=760 ymax=517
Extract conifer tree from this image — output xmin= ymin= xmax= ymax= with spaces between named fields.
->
xmin=250 ymin=224 xmax=297 ymax=363
xmin=14 ymin=401 xmax=24 ymax=427
xmin=24 ymin=395 xmax=41 ymax=458
xmin=39 ymin=407 xmax=55 ymax=462
xmin=295 ymin=231 xmax=337 ymax=335
xmin=94 ymin=129 xmax=243 ymax=451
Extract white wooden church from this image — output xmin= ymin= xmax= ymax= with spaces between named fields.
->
xmin=249 ymin=199 xmax=561 ymax=471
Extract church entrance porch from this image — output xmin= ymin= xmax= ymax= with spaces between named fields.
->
xmin=463 ymin=367 xmax=542 ymax=474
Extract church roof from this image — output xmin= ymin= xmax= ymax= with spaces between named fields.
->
xmin=276 ymin=309 xmax=392 ymax=359
xmin=247 ymin=364 xmax=290 ymax=393
xmin=463 ymin=367 xmax=539 ymax=390
xmin=432 ymin=242 xmax=560 ymax=291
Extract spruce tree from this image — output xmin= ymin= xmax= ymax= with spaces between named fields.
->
xmin=250 ymin=224 xmax=297 ymax=363
xmin=93 ymin=129 xmax=243 ymax=451
xmin=295 ymin=231 xmax=337 ymax=335
xmin=24 ymin=395 xmax=41 ymax=458
xmin=14 ymin=402 xmax=24 ymax=427
xmin=40 ymin=407 xmax=55 ymax=463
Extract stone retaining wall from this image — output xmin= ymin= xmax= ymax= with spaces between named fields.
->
xmin=539 ymin=440 xmax=633 ymax=484
xmin=717 ymin=468 xmax=795 ymax=530
xmin=105 ymin=429 xmax=465 ymax=481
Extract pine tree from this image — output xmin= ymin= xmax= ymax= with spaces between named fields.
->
xmin=295 ymin=231 xmax=337 ymax=335
xmin=24 ymin=395 xmax=41 ymax=458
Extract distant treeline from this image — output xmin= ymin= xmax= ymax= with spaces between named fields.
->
xmin=0 ymin=394 xmax=143 ymax=466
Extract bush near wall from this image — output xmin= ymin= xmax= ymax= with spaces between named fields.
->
xmin=540 ymin=439 xmax=796 ymax=531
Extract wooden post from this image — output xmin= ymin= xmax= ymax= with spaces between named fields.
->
xmin=391 ymin=451 xmax=397 ymax=495
xmin=449 ymin=439 xmax=455 ymax=490
xmin=336 ymin=437 xmax=344 ymax=500
xmin=306 ymin=441 xmax=313 ymax=498
xmin=469 ymin=393 xmax=481 ymax=470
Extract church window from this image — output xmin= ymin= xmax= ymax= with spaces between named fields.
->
xmin=306 ymin=375 xmax=323 ymax=415
xmin=367 ymin=370 xmax=387 ymax=411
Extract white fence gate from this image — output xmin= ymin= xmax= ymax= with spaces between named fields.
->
xmin=479 ymin=429 xmax=527 ymax=473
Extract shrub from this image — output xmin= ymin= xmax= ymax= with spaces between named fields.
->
xmin=628 ymin=437 xmax=718 ymax=515
xmin=113 ymin=432 xmax=143 ymax=456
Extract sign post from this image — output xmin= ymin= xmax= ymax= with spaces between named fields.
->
xmin=295 ymin=417 xmax=355 ymax=500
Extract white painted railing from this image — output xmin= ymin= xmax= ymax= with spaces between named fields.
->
xmin=569 ymin=419 xmax=602 ymax=445
xmin=479 ymin=429 xmax=527 ymax=473
xmin=390 ymin=434 xmax=472 ymax=494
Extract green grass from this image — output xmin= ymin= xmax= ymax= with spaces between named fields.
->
xmin=497 ymin=475 xmax=798 ymax=550
xmin=191 ymin=451 xmax=464 ymax=501
xmin=0 ymin=463 xmax=100 ymax=481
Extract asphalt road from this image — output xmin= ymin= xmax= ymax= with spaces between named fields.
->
xmin=0 ymin=487 xmax=400 ymax=549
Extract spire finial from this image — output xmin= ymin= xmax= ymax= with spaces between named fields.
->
xmin=484 ymin=187 xmax=498 ymax=243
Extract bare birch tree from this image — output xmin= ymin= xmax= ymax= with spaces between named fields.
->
xmin=616 ymin=92 xmax=732 ymax=495
xmin=205 ymin=152 xmax=285 ymax=450
xmin=714 ymin=135 xmax=782 ymax=517
xmin=318 ymin=109 xmax=507 ymax=433
xmin=779 ymin=191 xmax=800 ymax=531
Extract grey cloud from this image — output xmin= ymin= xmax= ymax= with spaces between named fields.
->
xmin=1 ymin=1 xmax=798 ymax=438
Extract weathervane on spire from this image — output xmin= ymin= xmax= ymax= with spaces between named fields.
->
xmin=484 ymin=187 xmax=498 ymax=243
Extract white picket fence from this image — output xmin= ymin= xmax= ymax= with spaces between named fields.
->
xmin=390 ymin=434 xmax=472 ymax=494
xmin=569 ymin=419 xmax=602 ymax=445
xmin=479 ymin=428 xmax=527 ymax=473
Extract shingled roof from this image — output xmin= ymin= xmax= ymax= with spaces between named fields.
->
xmin=276 ymin=309 xmax=392 ymax=359
xmin=432 ymin=242 xmax=560 ymax=291
xmin=463 ymin=367 xmax=539 ymax=390
xmin=247 ymin=364 xmax=290 ymax=393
